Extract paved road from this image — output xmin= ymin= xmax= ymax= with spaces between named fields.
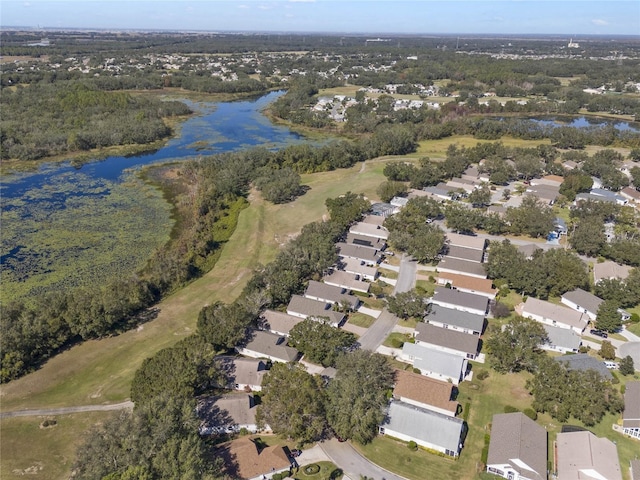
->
xmin=0 ymin=401 xmax=134 ymax=419
xmin=357 ymin=309 xmax=399 ymax=351
xmin=394 ymin=254 xmax=417 ymax=294
xmin=620 ymin=327 xmax=640 ymax=342
xmin=321 ymin=439 xmax=407 ymax=480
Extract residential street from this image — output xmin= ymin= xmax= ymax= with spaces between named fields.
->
xmin=393 ymin=254 xmax=417 ymax=294
xmin=320 ymin=438 xmax=407 ymax=480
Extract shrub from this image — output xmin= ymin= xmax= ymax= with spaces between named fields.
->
xmin=491 ymin=302 xmax=511 ymax=318
xmin=504 ymin=405 xmax=519 ymax=413
xmin=304 ymin=464 xmax=320 ymax=475
xmin=476 ymin=369 xmax=489 ymax=381
xmin=407 ymin=440 xmax=418 ymax=451
xmin=578 ymin=345 xmax=590 ymax=353
xmin=413 ymin=367 xmax=421 ymax=374
xmin=629 ymin=313 xmax=640 ymax=323
xmin=523 ymin=408 xmax=538 ymax=420
xmin=389 ymin=338 xmax=404 ymax=348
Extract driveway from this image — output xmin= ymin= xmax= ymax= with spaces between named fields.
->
xmin=357 ymin=309 xmax=399 ymax=351
xmin=394 ymin=254 xmax=416 ymax=294
xmin=321 ymin=439 xmax=407 ymax=480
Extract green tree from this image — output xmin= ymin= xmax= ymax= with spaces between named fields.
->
xmin=559 ymin=171 xmax=593 ymax=201
xmin=444 ymin=204 xmax=483 ymax=234
xmin=326 ymin=351 xmax=394 ymax=444
xmin=569 ymin=218 xmax=607 ymax=257
xmin=595 ymin=300 xmax=623 ymax=333
xmin=486 ymin=316 xmax=548 ymax=373
xmin=376 ymin=180 xmax=408 ymax=203
xmin=599 ymin=340 xmax=616 ymax=360
xmin=197 ymin=301 xmax=255 ymax=351
xmin=257 ymin=363 xmax=327 ymax=443
xmin=619 ymin=355 xmax=635 ymax=375
xmin=386 ymin=290 xmax=427 ymax=319
xmin=288 ymin=319 xmax=357 ymax=367
xmin=254 ymin=166 xmax=304 ymax=204
xmin=505 ymin=195 xmax=555 ymax=238
xmin=325 ymin=192 xmax=370 ymax=230
xmin=468 ymin=184 xmax=492 ymax=207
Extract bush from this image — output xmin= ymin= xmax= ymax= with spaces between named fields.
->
xmin=407 ymin=440 xmax=418 ymax=451
xmin=523 ymin=408 xmax=538 ymax=420
xmin=620 ymin=355 xmax=635 ymax=375
xmin=491 ymin=302 xmax=511 ymax=318
xmin=476 ymin=369 xmax=489 ymax=381
xmin=304 ymin=464 xmax=320 ymax=475
xmin=389 ymin=338 xmax=404 ymax=348
xmin=578 ymin=345 xmax=590 ymax=353
xmin=629 ymin=313 xmax=640 ymax=323
xmin=504 ymin=405 xmax=519 ymax=413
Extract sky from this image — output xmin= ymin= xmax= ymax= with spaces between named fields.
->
xmin=2 ymin=0 xmax=639 ymax=36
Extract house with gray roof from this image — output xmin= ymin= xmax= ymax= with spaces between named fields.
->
xmin=447 ymin=232 xmax=487 ymax=251
xmin=338 ymin=257 xmax=378 ymax=281
xmin=561 ymin=288 xmax=604 ymax=321
xmin=369 ymin=203 xmax=395 ymax=217
xmin=379 ymin=401 xmax=466 ymax=457
xmin=575 ymin=191 xmax=627 ymax=206
xmin=486 ymin=412 xmax=547 ymax=480
xmin=323 ymin=269 xmax=369 ymax=293
xmin=400 ymin=342 xmax=468 ymax=385
xmin=424 ymin=304 xmax=485 ymax=336
xmin=337 ymin=242 xmax=383 ymax=266
xmin=622 ymin=381 xmax=640 ymax=440
xmin=349 ymin=221 xmax=389 ymax=240
xmin=362 ymin=214 xmax=386 ymax=226
xmin=260 ymin=310 xmax=304 ymax=337
xmin=520 ymin=297 xmax=588 ymax=334
xmin=235 ymin=330 xmax=300 ymax=364
xmin=431 ymin=287 xmax=489 ymax=316
xmin=423 ymin=185 xmax=451 ymax=201
xmin=213 ymin=356 xmax=267 ymax=392
xmin=437 ymin=257 xmax=488 ymax=279
xmin=304 ymin=280 xmax=360 ymax=310
xmin=443 ymin=245 xmax=485 ymax=263
xmin=197 ymin=394 xmax=259 ymax=435
xmin=346 ymin=232 xmax=386 ymax=250
xmin=554 ymin=353 xmax=613 ymax=380
xmin=556 ymin=431 xmax=622 ymax=480
xmin=593 ymin=261 xmax=632 ymax=284
xmin=286 ymin=295 xmax=345 ymax=327
xmin=541 ymin=325 xmax=581 ymax=354
xmin=517 ymin=243 xmax=542 ymax=260
xmin=415 ymin=323 xmax=480 ymax=360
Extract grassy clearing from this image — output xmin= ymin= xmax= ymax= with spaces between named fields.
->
xmin=627 ymin=321 xmax=640 ymax=336
xmin=414 ymin=135 xmax=551 ymax=160
xmin=415 ymin=279 xmax=436 ymax=297
xmin=378 ymin=268 xmax=399 ymax=279
xmin=347 ymin=312 xmax=376 ymax=329
xmin=383 ymin=332 xmax=413 ymax=348
xmin=0 ymin=411 xmax=115 ymax=480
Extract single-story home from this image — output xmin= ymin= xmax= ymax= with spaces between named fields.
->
xmin=349 ymin=221 xmax=389 ymax=240
xmin=338 ymin=257 xmax=378 ymax=281
xmin=236 ymin=330 xmax=300 ymax=364
xmin=346 ymin=232 xmax=386 ymax=250
xmin=561 ymin=288 xmax=603 ymax=321
xmin=431 ymin=287 xmax=489 ymax=316
xmin=213 ymin=356 xmax=267 ymax=392
xmin=379 ymin=401 xmax=466 ymax=457
xmin=286 ymin=295 xmax=345 ymax=327
xmin=541 ymin=325 xmax=581 ymax=354
xmin=519 ymin=297 xmax=588 ymax=334
xmin=415 ymin=322 xmax=480 ymax=360
xmin=304 ymin=280 xmax=360 ymax=311
xmin=424 ymin=304 xmax=485 ymax=336
xmin=620 ymin=186 xmax=640 ymax=204
xmin=336 ymin=242 xmax=383 ymax=266
xmin=486 ymin=412 xmax=547 ymax=480
xmin=447 ymin=232 xmax=487 ymax=251
xmin=554 ymin=353 xmax=613 ymax=380
xmin=446 ymin=178 xmax=477 ymax=194
xmin=575 ymin=191 xmax=627 ymax=206
xmin=531 ymin=174 xmax=564 ymax=187
xmin=369 ymin=203 xmax=396 ymax=217
xmin=437 ymin=257 xmax=488 ymax=279
xmin=323 ymin=269 xmax=369 ymax=293
xmin=400 ymin=342 xmax=468 ymax=385
xmin=260 ymin=310 xmax=304 ymax=337
xmin=593 ymin=261 xmax=632 ymax=284
xmin=556 ymin=431 xmax=622 ymax=480
xmin=361 ymin=214 xmax=386 ymax=226
xmin=525 ymin=184 xmax=559 ymax=205
xmin=443 ymin=245 xmax=485 ymax=263
xmin=217 ymin=436 xmax=291 ymax=480
xmin=393 ymin=369 xmax=459 ymax=417
xmin=622 ymin=381 xmax=640 ymax=440
xmin=197 ymin=394 xmax=259 ymax=435
xmin=517 ymin=243 xmax=542 ymax=260
xmin=423 ymin=185 xmax=452 ymax=201
xmin=436 ymin=272 xmax=497 ymax=300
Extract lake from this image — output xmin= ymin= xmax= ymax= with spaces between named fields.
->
xmin=0 ymin=91 xmax=307 ymax=300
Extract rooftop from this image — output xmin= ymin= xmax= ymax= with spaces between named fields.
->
xmin=425 ymin=304 xmax=485 ymax=333
xmin=561 ymin=288 xmax=603 ymax=315
xmin=415 ymin=322 xmax=480 ymax=356
xmin=437 ymin=272 xmax=497 ymax=296
xmin=554 ymin=353 xmax=613 ymax=379
xmin=239 ymin=330 xmax=299 ymax=363
xmin=197 ymin=394 xmax=256 ymax=434
xmin=213 ymin=356 xmax=267 ymax=389
xmin=337 ymin=242 xmax=382 ymax=264
xmin=323 ymin=269 xmax=370 ymax=293
xmin=543 ymin=325 xmax=581 ymax=352
xmin=393 ymin=369 xmax=458 ymax=414
xmin=444 ymin=245 xmax=484 ymax=263
xmin=593 ymin=261 xmax=632 ymax=283
xmin=447 ymin=232 xmax=487 ymax=250
xmin=402 ymin=342 xmax=467 ymax=380
xmin=432 ymin=287 xmax=489 ymax=313
xmin=522 ymin=297 xmax=588 ymax=332
xmin=261 ymin=309 xmax=304 ymax=336
xmin=305 ymin=280 xmax=359 ymax=309
xmin=437 ymin=257 xmax=488 ymax=278
xmin=349 ymin=221 xmax=389 ymax=240
xmin=287 ymin=295 xmax=345 ymax=325
xmin=217 ymin=437 xmax=290 ymax=480
xmin=623 ymin=381 xmax=640 ymax=429
xmin=556 ymin=431 xmax=622 ymax=480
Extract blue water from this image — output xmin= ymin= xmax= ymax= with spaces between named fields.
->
xmin=525 ymin=116 xmax=640 ymax=132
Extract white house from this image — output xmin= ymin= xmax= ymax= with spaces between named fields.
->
xmin=519 ymin=297 xmax=588 ymax=334
xmin=400 ymin=342 xmax=468 ymax=385
xmin=622 ymin=382 xmax=640 ymax=440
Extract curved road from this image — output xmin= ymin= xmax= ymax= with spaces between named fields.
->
xmin=0 ymin=401 xmax=134 ymax=419
xmin=321 ymin=438 xmax=407 ymax=480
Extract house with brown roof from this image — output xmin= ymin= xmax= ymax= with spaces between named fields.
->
xmin=236 ymin=330 xmax=300 ymax=364
xmin=304 ymin=280 xmax=360 ymax=310
xmin=286 ymin=295 xmax=346 ymax=327
xmin=213 ymin=356 xmax=267 ymax=392
xmin=218 ymin=436 xmax=291 ymax=480
xmin=620 ymin=186 xmax=640 ymax=204
xmin=519 ymin=297 xmax=588 ymax=334
xmin=593 ymin=261 xmax=632 ymax=284
xmin=393 ymin=369 xmax=458 ymax=417
xmin=431 ymin=287 xmax=489 ymax=316
xmin=414 ymin=323 xmax=480 ymax=360
xmin=260 ymin=310 xmax=304 ymax=337
xmin=436 ymin=272 xmax=497 ymax=299
xmin=486 ymin=412 xmax=547 ymax=480
xmin=622 ymin=381 xmax=640 ymax=440
xmin=323 ymin=269 xmax=370 ymax=293
xmin=556 ymin=431 xmax=622 ymax=480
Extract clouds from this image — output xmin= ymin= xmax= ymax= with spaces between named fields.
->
xmin=591 ymin=18 xmax=609 ymax=26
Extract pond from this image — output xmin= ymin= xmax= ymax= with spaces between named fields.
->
xmin=519 ymin=115 xmax=640 ymax=132
xmin=0 ymin=91 xmax=307 ymax=300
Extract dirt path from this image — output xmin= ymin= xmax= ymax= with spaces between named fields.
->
xmin=0 ymin=401 xmax=134 ymax=419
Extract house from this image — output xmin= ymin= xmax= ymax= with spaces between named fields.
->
xmin=560 ymin=288 xmax=603 ymax=321
xmin=349 ymin=221 xmax=389 ymax=240
xmin=423 ymin=185 xmax=452 ymax=201
xmin=217 ymin=436 xmax=291 ymax=480
xmin=379 ymin=401 xmax=466 ymax=457
xmin=519 ymin=297 xmax=588 ymax=334
xmin=593 ymin=261 xmax=632 ymax=284
xmin=197 ymin=394 xmax=259 ymax=435
xmin=346 ymin=232 xmax=386 ymax=250
xmin=525 ymin=184 xmax=559 ymax=205
xmin=517 ymin=243 xmax=542 ymax=260
xmin=361 ymin=214 xmax=386 ymax=226
xmin=323 ymin=269 xmax=370 ymax=293
xmin=620 ymin=186 xmax=640 ymax=204
xmin=393 ymin=369 xmax=459 ymax=417
xmin=554 ymin=217 xmax=568 ymax=235
xmin=286 ymin=295 xmax=345 ymax=327
xmin=415 ymin=323 xmax=480 ymax=360
xmin=556 ymin=431 xmax=622 ymax=480
xmin=541 ymin=325 xmax=581 ymax=354
xmin=622 ymin=381 xmax=640 ymax=439
xmin=431 ymin=287 xmax=489 ymax=316
xmin=304 ymin=280 xmax=360 ymax=310
xmin=443 ymin=245 xmax=485 ymax=263
xmin=390 ymin=196 xmax=409 ymax=208
xmin=424 ymin=304 xmax=485 ymax=336
xmin=336 ymin=242 xmax=383 ymax=265
xmin=236 ymin=330 xmax=300 ymax=364
xmin=213 ymin=356 xmax=267 ymax=392
xmin=590 ymin=188 xmax=628 ymax=206
xmin=437 ymin=257 xmax=488 ymax=279
xmin=436 ymin=273 xmax=497 ymax=299
xmin=338 ymin=257 xmax=378 ymax=281
xmin=487 ymin=205 xmax=507 ymax=218
xmin=400 ymin=342 xmax=468 ymax=385
xmin=260 ymin=310 xmax=304 ymax=337
xmin=446 ymin=177 xmax=477 ymax=194
xmin=554 ymin=353 xmax=613 ymax=380
xmin=531 ymin=175 xmax=564 ymax=187
xmin=447 ymin=232 xmax=487 ymax=251
xmin=562 ymin=160 xmax=579 ymax=170
xmin=486 ymin=412 xmax=547 ymax=480
xmin=369 ymin=202 xmax=396 ymax=217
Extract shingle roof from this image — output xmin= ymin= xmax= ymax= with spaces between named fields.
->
xmin=561 ymin=288 xmax=603 ymax=316
xmin=349 ymin=221 xmax=389 ymax=240
xmin=623 ymin=381 xmax=640 ymax=429
xmin=425 ymin=304 xmax=485 ymax=333
xmin=444 ymin=245 xmax=484 ymax=263
xmin=436 ymin=272 xmax=497 ymax=297
xmin=486 ymin=413 xmax=547 ymax=480
xmin=323 ymin=269 xmax=370 ymax=293
xmin=261 ymin=310 xmax=304 ymax=336
xmin=593 ymin=261 xmax=632 ymax=283
xmin=522 ymin=297 xmax=588 ymax=332
xmin=337 ymin=242 xmax=382 ymax=264
xmin=447 ymin=232 xmax=487 ymax=250
xmin=338 ymin=257 xmax=379 ymax=278
xmin=556 ymin=431 xmax=622 ymax=480
xmin=393 ymin=369 xmax=458 ymax=414
xmin=432 ymin=287 xmax=489 ymax=314
xmin=402 ymin=342 xmax=467 ymax=380
xmin=218 ymin=437 xmax=291 ymax=480
xmin=554 ymin=353 xmax=613 ymax=379
xmin=287 ymin=295 xmax=345 ymax=326
xmin=197 ymin=394 xmax=256 ymax=433
xmin=239 ymin=330 xmax=299 ymax=362
xmin=346 ymin=232 xmax=386 ymax=249
xmin=543 ymin=325 xmax=581 ymax=352
xmin=362 ymin=214 xmax=386 ymax=226
xmin=214 ymin=356 xmax=267 ymax=389
xmin=381 ymin=401 xmax=465 ymax=453
xmin=415 ymin=323 xmax=480 ymax=356
xmin=304 ymin=280 xmax=359 ymax=309
xmin=437 ymin=257 xmax=488 ymax=278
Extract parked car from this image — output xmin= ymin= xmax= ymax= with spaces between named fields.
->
xmin=604 ymin=361 xmax=619 ymax=369
xmin=290 ymin=449 xmax=302 ymax=458
xmin=589 ymin=329 xmax=608 ymax=338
